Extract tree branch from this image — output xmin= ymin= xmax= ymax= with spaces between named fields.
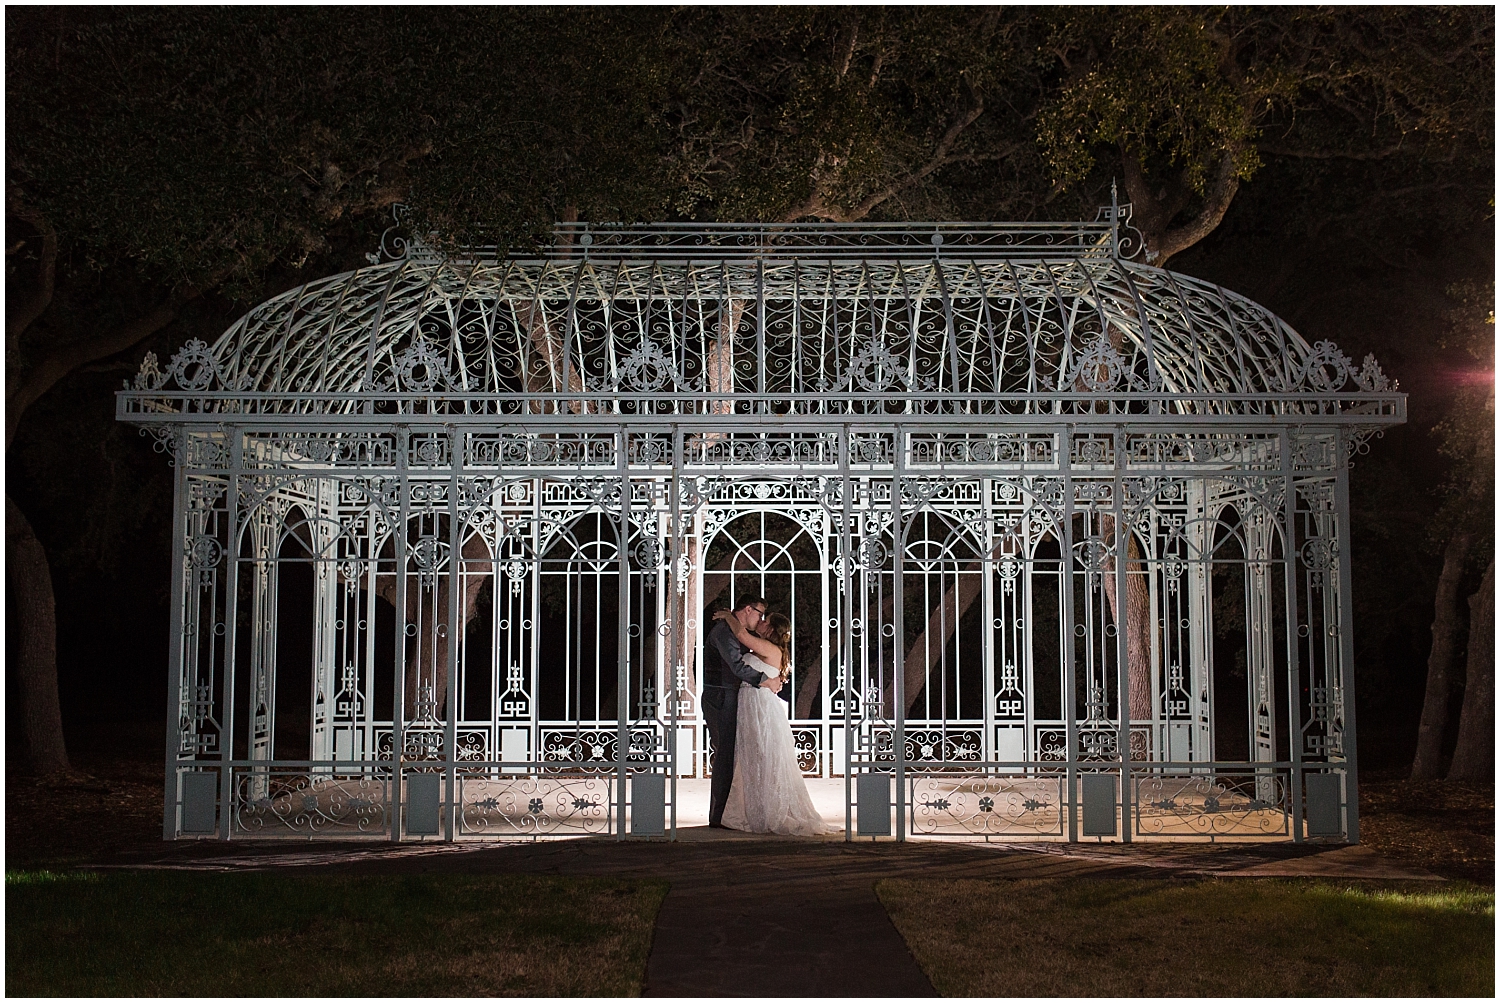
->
xmin=1258 ymin=140 xmax=1416 ymax=162
xmin=836 ymin=20 xmax=859 ymax=78
xmin=1119 ymin=148 xmax=1170 ymax=243
xmin=6 ymin=268 xmax=229 ymax=449
xmin=783 ymin=98 xmax=991 ymax=224
xmin=6 ymin=203 xmax=58 ymax=354
xmin=845 ymin=99 xmax=990 ymax=221
xmin=1128 ymin=150 xmax=1248 ymax=263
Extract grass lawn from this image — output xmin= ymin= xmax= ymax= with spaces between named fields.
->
xmin=7 ymin=869 xmax=668 ymax=997
xmin=877 ymin=877 xmax=1493 ymax=997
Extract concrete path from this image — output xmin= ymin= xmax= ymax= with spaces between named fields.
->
xmin=642 ymin=841 xmax=936 ymax=997
xmin=99 ymin=833 xmax=1440 ymax=997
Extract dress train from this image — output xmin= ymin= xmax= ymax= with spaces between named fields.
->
xmin=721 ymin=653 xmax=832 ymax=836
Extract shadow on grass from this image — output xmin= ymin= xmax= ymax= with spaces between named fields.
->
xmin=1358 ymin=771 xmax=1494 ymax=883
xmin=877 ymin=877 xmax=1493 ymax=997
xmin=6 ymin=870 xmax=667 ymax=997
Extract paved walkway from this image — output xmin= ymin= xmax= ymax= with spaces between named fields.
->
xmin=101 ymin=832 xmax=1440 ymax=997
xmin=642 ymin=840 xmax=937 ymax=997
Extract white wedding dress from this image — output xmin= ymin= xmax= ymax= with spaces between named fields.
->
xmin=721 ymin=652 xmax=832 ymax=836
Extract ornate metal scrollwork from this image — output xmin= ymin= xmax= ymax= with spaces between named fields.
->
xmin=1072 ymin=335 xmax=1131 ymax=393
xmin=186 ymin=534 xmax=223 ymax=570
xmin=634 ymin=537 xmax=663 ymax=572
xmin=458 ymin=774 xmax=611 ymax=836
xmin=234 ymin=771 xmax=390 ymax=836
xmin=910 ymin=775 xmax=1065 ymax=836
xmin=1353 ymin=353 xmax=1393 ymax=392
xmin=1300 ymin=537 xmax=1336 ymax=572
xmin=1075 ymin=535 xmax=1112 ymax=572
xmin=856 ymin=536 xmax=888 ymax=571
xmin=134 ymin=339 xmax=252 ymax=393
xmin=617 ymin=342 xmax=678 ymax=393
xmin=845 ymin=344 xmax=907 ymax=393
xmin=1135 ymin=773 xmax=1288 ymax=836
xmin=391 ymin=339 xmax=452 ymax=393
xmin=1299 ymin=340 xmax=1354 ymax=392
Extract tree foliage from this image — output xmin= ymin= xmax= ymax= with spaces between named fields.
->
xmin=9 ymin=7 xmax=1491 ymax=291
xmin=1039 ymin=8 xmax=1492 ymax=261
xmin=6 ymin=9 xmax=672 ymax=288
xmin=3 ymin=6 xmax=1494 ymax=770
xmin=643 ymin=8 xmax=1059 ymax=223
xmin=1431 ymin=279 xmax=1496 ymax=545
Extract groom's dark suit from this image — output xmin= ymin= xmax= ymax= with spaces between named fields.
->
xmin=701 ymin=618 xmax=772 ymax=827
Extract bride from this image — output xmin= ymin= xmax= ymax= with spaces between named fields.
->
xmin=713 ymin=609 xmax=832 ymax=836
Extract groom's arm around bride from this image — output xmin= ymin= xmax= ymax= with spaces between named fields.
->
xmin=701 ymin=596 xmax=779 ymax=827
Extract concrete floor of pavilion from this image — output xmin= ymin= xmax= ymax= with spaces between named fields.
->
xmin=260 ymin=773 xmax=1303 ymax=842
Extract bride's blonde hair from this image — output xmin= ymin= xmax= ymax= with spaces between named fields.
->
xmin=768 ymin=612 xmax=793 ymax=681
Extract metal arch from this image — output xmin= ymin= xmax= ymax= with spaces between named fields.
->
xmin=1104 ymin=261 xmax=1165 ymax=393
xmin=360 ymin=263 xmax=413 ymax=394
xmin=709 ymin=518 xmax=816 ymax=570
xmin=899 ymin=508 xmax=986 ymax=565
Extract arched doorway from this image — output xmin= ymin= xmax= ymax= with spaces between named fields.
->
xmin=700 ymin=509 xmax=825 ymax=774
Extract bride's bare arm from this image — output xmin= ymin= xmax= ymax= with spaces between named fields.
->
xmin=711 ymin=609 xmax=782 ymax=667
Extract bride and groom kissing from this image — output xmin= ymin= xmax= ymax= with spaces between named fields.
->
xmin=700 ymin=595 xmax=831 ymax=836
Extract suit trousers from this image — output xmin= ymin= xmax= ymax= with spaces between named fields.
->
xmin=701 ymin=683 xmax=739 ymax=827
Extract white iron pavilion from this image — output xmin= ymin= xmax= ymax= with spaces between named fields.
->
xmin=118 ymin=217 xmax=1404 ymax=843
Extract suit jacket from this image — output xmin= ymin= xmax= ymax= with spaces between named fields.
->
xmin=702 ymin=620 xmax=769 ymax=690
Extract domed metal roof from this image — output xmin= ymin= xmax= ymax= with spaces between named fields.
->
xmin=122 ymin=221 xmax=1400 ymax=422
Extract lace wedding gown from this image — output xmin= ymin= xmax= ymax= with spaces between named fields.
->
xmin=721 ymin=652 xmax=832 ymax=836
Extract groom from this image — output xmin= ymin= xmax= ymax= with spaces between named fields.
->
xmin=701 ymin=595 xmax=782 ymax=828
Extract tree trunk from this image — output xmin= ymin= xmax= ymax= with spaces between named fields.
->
xmin=5 ymin=214 xmax=218 ymax=779
xmin=1120 ymin=148 xmax=1242 ymax=266
xmin=6 ymin=495 xmax=70 ymax=774
xmin=1448 ymin=556 xmax=1494 ymax=780
xmin=795 ymin=664 xmax=821 ymax=720
xmin=1100 ymin=516 xmax=1154 ymax=726
xmin=372 ymin=533 xmax=491 ymax=721
xmin=706 ymin=300 xmax=742 ymax=417
xmin=1411 ymin=529 xmax=1472 ymax=779
xmin=1081 ymin=336 xmax=1153 ymax=727
xmin=887 ymin=565 xmax=986 ymax=715
xmin=518 ymin=210 xmax=590 ymax=415
xmin=873 ymin=523 xmax=1152 ymax=725
xmin=518 ymin=300 xmax=590 ymax=414
xmin=672 ymin=298 xmax=745 ymax=708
